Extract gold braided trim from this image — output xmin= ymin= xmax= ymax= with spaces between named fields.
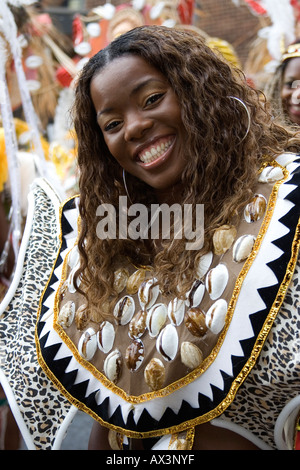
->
xmin=35 ymin=193 xmax=80 ymax=382
xmin=36 ymin=162 xmax=300 ymax=439
xmin=168 ymin=427 xmax=195 ymax=450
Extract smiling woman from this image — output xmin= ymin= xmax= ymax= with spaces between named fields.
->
xmin=10 ymin=25 xmax=300 ymax=450
xmin=90 ymin=54 xmax=186 ymax=193
xmin=265 ymin=39 xmax=300 ymax=127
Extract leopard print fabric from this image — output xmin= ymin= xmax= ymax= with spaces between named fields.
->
xmin=0 ymin=181 xmax=72 ymax=450
xmin=221 ymin=255 xmax=300 ymax=449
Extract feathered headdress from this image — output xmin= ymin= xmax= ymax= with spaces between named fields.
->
xmin=234 ymin=0 xmax=296 ymax=61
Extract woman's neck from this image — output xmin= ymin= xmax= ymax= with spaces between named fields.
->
xmin=154 ymin=182 xmax=185 ymax=205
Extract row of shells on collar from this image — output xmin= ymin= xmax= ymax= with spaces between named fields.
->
xmin=57 ymin=180 xmax=274 ymax=390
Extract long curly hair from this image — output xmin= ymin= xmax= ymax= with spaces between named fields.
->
xmin=72 ymin=25 xmax=299 ymax=319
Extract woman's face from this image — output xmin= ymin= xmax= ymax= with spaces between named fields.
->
xmin=281 ymin=57 xmax=300 ymax=125
xmin=90 ymin=55 xmax=188 ymax=199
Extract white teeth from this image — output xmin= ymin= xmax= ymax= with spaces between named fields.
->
xmin=139 ymin=139 xmax=172 ymax=163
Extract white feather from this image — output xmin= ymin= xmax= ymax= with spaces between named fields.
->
xmin=263 ymin=0 xmax=295 ymax=59
xmin=233 ymin=0 xmax=296 ymax=60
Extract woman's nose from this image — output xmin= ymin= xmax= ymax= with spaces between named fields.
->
xmin=124 ymin=111 xmax=153 ymax=141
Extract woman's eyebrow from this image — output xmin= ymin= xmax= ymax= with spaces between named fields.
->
xmin=283 ymin=75 xmax=298 ymax=82
xmin=97 ymin=78 xmax=165 ymax=118
xmin=130 ymin=77 xmax=164 ymax=95
xmin=97 ymin=107 xmax=113 ymax=118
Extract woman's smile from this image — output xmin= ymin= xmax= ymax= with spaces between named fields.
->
xmin=281 ymin=56 xmax=300 ymax=125
xmin=90 ymin=55 xmax=187 ymax=196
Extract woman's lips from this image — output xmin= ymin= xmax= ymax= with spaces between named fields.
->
xmin=137 ymin=136 xmax=175 ymax=168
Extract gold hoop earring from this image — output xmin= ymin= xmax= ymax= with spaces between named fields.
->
xmin=228 ymin=95 xmax=251 ymax=143
xmin=122 ymin=169 xmax=133 ymax=204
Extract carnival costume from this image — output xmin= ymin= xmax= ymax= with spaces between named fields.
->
xmin=0 ymin=153 xmax=299 ymax=450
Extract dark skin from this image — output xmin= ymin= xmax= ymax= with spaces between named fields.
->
xmin=90 ymin=56 xmax=188 ymax=200
xmin=88 ymin=420 xmax=259 ymax=450
xmin=281 ymin=56 xmax=300 ymax=126
xmin=0 ymin=388 xmax=21 ymax=450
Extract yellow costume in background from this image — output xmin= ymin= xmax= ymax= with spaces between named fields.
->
xmin=0 ymin=118 xmax=75 ymax=193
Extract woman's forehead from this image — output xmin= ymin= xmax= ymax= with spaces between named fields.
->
xmin=91 ymin=55 xmax=166 ymax=92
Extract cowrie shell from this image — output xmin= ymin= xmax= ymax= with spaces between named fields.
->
xmin=185 ymin=307 xmax=208 ymax=337
xmin=232 ymin=234 xmax=256 ymax=262
xmin=205 ymin=263 xmax=229 ymax=300
xmin=75 ymin=304 xmax=89 ymax=331
xmin=127 ymin=268 xmax=146 ymax=295
xmin=212 ymin=225 xmax=237 ymax=255
xmin=138 ymin=278 xmax=159 ymax=309
xmin=97 ymin=321 xmax=115 ymax=353
xmin=156 ymin=324 xmax=178 ymax=361
xmin=113 ymin=295 xmax=135 ymax=325
xmin=146 ymin=303 xmax=167 ymax=337
xmin=78 ymin=328 xmax=97 ymax=361
xmin=125 ymin=338 xmax=144 ymax=372
xmin=144 ymin=358 xmax=165 ymax=391
xmin=113 ymin=268 xmax=129 ymax=294
xmin=180 ymin=341 xmax=203 ymax=370
xmin=167 ymin=298 xmax=185 ymax=326
xmin=195 ymin=251 xmax=213 ymax=279
xmin=68 ymin=266 xmax=81 ymax=293
xmin=244 ymin=194 xmax=267 ymax=223
xmin=185 ymin=279 xmax=205 ymax=308
xmin=58 ymin=300 xmax=75 ymax=329
xmin=128 ymin=309 xmax=147 ymax=339
xmin=206 ymin=299 xmax=228 ymax=334
xmin=103 ymin=349 xmax=122 ymax=383
xmin=258 ymin=166 xmax=284 ymax=183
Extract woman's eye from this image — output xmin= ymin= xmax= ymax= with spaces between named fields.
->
xmin=104 ymin=120 xmax=121 ymax=132
xmin=145 ymin=93 xmax=164 ymax=106
xmin=283 ymin=80 xmax=296 ymax=89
